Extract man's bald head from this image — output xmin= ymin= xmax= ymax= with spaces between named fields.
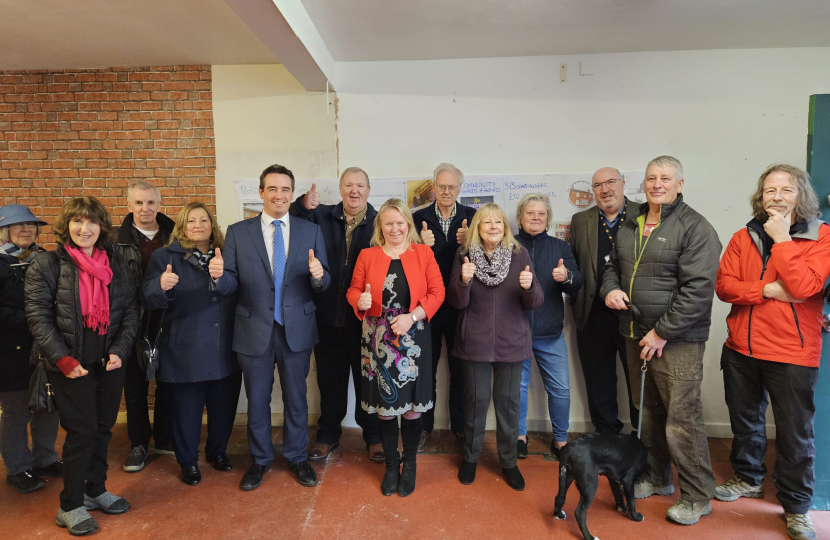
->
xmin=591 ymin=167 xmax=625 ymax=216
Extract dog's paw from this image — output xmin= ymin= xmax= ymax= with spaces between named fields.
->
xmin=630 ymin=512 xmax=644 ymax=522
xmin=553 ymin=510 xmax=566 ymax=520
xmin=615 ymin=504 xmax=627 ymax=513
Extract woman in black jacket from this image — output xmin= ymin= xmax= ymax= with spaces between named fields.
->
xmin=25 ymin=197 xmax=140 ymax=536
xmin=141 ymin=202 xmax=241 ymax=486
xmin=0 ymin=204 xmax=62 ymax=494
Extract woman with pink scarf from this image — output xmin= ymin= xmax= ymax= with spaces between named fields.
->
xmin=26 ymin=197 xmax=140 ymax=536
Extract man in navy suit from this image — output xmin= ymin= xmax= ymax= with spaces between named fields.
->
xmin=212 ymin=164 xmax=330 ymax=490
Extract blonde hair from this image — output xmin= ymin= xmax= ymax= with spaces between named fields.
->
xmin=370 ymin=198 xmax=421 ymax=248
xmin=515 ymin=193 xmax=553 ymax=231
xmin=462 ymin=203 xmax=520 ymax=254
xmin=168 ymin=202 xmax=225 ymax=251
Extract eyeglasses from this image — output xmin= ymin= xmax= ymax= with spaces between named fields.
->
xmin=591 ymin=178 xmax=620 ymax=191
xmin=435 ymin=185 xmax=459 ymax=193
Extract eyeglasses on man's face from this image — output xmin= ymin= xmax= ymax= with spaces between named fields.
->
xmin=591 ymin=178 xmax=621 ymax=191
xmin=435 ymin=185 xmax=459 ymax=193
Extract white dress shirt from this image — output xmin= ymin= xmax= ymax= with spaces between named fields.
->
xmin=260 ymin=211 xmax=290 ymax=274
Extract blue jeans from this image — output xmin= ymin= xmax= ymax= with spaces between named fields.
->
xmin=519 ymin=336 xmax=569 ymax=442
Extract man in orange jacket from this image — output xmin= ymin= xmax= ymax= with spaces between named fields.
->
xmin=715 ymin=163 xmax=830 ymax=540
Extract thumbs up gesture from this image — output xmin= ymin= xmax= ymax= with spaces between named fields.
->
xmin=309 ymin=249 xmax=323 ymax=280
xmin=461 ymin=256 xmax=476 ymax=284
xmin=552 ymin=258 xmax=568 ymax=283
xmin=160 ymin=263 xmax=179 ymax=291
xmin=519 ymin=265 xmax=533 ymax=290
xmin=208 ymin=248 xmax=224 ymax=279
xmin=420 ymin=221 xmax=435 ymax=247
xmin=303 ymin=182 xmax=321 ymax=210
xmin=358 ymin=283 xmax=372 ymax=311
xmin=455 ymin=218 xmax=469 ymax=245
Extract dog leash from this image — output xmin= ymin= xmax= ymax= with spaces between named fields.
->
xmin=637 ymin=358 xmax=647 ymax=439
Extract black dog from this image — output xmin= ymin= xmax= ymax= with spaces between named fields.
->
xmin=553 ymin=432 xmax=648 ymax=540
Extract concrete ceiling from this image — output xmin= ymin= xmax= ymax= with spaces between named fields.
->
xmin=299 ymin=0 xmax=830 ymax=62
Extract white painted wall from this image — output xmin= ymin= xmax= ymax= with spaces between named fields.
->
xmin=333 ymin=48 xmax=830 ymax=436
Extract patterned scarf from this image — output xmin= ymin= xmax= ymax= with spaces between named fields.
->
xmin=184 ymin=247 xmax=214 ymax=272
xmin=64 ymin=245 xmax=112 ymax=335
xmin=0 ymin=241 xmax=41 ymax=261
xmin=468 ymin=243 xmax=512 ymax=286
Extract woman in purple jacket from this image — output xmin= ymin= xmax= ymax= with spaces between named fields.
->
xmin=447 ymin=203 xmax=543 ymax=491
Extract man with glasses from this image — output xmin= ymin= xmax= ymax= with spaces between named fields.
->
xmin=413 ymin=163 xmax=477 ymax=451
xmin=601 ymin=156 xmax=721 ymax=526
xmin=569 ymin=167 xmax=639 ymax=438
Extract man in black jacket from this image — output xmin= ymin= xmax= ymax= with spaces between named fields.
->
xmin=412 ymin=163 xmax=477 ymax=451
xmin=289 ymin=167 xmax=383 ymax=462
xmin=114 ymin=181 xmax=176 ymax=473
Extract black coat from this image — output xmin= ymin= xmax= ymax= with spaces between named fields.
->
xmin=0 ymin=252 xmax=38 ymax=391
xmin=412 ymin=202 xmax=478 ymax=286
xmin=141 ymin=241 xmax=240 ymax=383
xmin=289 ymin=195 xmax=377 ymax=327
xmin=25 ymin=246 xmax=141 ymax=372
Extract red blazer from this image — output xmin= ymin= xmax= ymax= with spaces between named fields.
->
xmin=347 ymin=244 xmax=445 ymax=321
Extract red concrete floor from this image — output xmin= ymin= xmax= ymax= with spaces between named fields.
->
xmin=1 ymin=426 xmax=828 ymax=540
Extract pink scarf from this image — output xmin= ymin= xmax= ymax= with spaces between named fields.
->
xmin=64 ymin=245 xmax=113 ymax=335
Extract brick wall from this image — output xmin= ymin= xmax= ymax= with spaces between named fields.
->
xmin=0 ymin=66 xmax=215 ymax=249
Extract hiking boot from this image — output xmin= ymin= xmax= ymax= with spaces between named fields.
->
xmin=666 ymin=498 xmax=712 ymax=525
xmin=784 ymin=512 xmax=816 ymax=540
xmin=123 ymin=445 xmax=148 ymax=472
xmin=634 ymin=477 xmax=675 ymax=499
xmin=714 ymin=473 xmax=764 ymax=502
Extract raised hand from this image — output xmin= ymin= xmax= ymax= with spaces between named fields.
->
xmin=358 ymin=283 xmax=372 ymax=311
xmin=460 ymin=256 xmax=476 ymax=284
xmin=455 ymin=219 xmax=469 ymax=245
xmin=552 ymin=258 xmax=568 ymax=282
xmin=160 ymin=263 xmax=179 ymax=291
xmin=303 ymin=182 xmax=321 ymax=210
xmin=208 ymin=247 xmax=224 ymax=279
xmin=519 ymin=265 xmax=533 ymax=290
xmin=420 ymin=221 xmax=435 ymax=247
xmin=764 ymin=208 xmax=792 ymax=244
xmin=605 ymin=289 xmax=629 ymax=310
xmin=309 ymin=249 xmax=323 ymax=280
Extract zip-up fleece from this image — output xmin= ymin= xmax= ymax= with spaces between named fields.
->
xmin=716 ymin=219 xmax=830 ymax=368
xmin=600 ymin=194 xmax=722 ymax=341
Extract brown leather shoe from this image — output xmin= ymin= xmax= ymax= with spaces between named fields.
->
xmin=367 ymin=443 xmax=385 ymax=463
xmin=307 ymin=441 xmax=338 ymax=461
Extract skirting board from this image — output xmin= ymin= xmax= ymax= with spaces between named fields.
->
xmin=121 ymin=412 xmax=776 ymax=439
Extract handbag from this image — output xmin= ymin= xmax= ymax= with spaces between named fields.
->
xmin=28 ymin=361 xmax=58 ymax=413
xmin=136 ymin=252 xmax=172 ymax=381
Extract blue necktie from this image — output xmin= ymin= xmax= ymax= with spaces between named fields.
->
xmin=273 ymin=219 xmax=285 ymax=325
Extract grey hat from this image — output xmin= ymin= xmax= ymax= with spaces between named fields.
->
xmin=0 ymin=204 xmax=47 ymax=227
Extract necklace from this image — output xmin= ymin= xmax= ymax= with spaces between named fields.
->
xmin=600 ymin=206 xmax=626 ymax=249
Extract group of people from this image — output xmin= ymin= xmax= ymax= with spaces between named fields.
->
xmin=0 ymin=156 xmax=823 ymax=540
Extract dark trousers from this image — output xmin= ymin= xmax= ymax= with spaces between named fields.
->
xmin=626 ymin=338 xmax=716 ymax=502
xmin=313 ymin=322 xmax=378 ymax=445
xmin=462 ymin=360 xmax=523 ymax=469
xmin=238 ymin=322 xmax=311 ymax=466
xmin=423 ymin=305 xmax=465 ymax=434
xmin=51 ymin=362 xmax=125 ymax=511
xmin=124 ymin=351 xmax=171 ymax=448
xmin=164 ymin=372 xmax=243 ymax=468
xmin=721 ymin=344 xmax=818 ymax=513
xmin=575 ymin=307 xmax=638 ymax=434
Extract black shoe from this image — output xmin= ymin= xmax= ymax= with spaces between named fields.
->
xmin=550 ymin=441 xmax=562 ymax=461
xmin=458 ymin=460 xmax=477 ymax=485
xmin=397 ymin=461 xmax=416 ymax=497
xmin=6 ymin=471 xmax=45 ymax=494
xmin=123 ymin=445 xmax=148 ymax=473
xmin=290 ymin=461 xmax=318 ymax=487
xmin=240 ymin=463 xmax=271 ymax=491
xmin=206 ymin=454 xmax=233 ymax=472
xmin=381 ymin=458 xmax=400 ymax=497
xmin=181 ymin=465 xmax=201 ymax=486
xmin=33 ymin=460 xmax=63 ymax=478
xmin=503 ymin=466 xmax=525 ymax=491
xmin=153 ymin=442 xmax=176 ymax=456
xmin=517 ymin=439 xmax=528 ymax=459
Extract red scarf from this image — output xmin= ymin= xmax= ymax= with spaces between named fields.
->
xmin=64 ymin=245 xmax=113 ymax=335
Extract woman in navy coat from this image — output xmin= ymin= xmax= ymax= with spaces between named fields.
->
xmin=142 ymin=202 xmax=241 ymax=486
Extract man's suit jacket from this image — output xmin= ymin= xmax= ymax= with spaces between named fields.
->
xmin=216 ymin=214 xmax=330 ymax=356
xmin=569 ymin=198 xmax=629 ymax=332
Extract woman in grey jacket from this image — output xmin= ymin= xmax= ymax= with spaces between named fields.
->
xmin=447 ymin=203 xmax=543 ymax=491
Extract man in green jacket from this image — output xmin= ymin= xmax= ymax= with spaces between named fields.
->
xmin=601 ymin=155 xmax=721 ymax=526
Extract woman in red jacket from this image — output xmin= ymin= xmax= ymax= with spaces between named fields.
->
xmin=347 ymin=198 xmax=445 ymax=498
